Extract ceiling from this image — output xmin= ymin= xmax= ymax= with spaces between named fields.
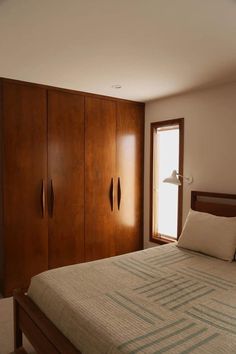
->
xmin=0 ymin=0 xmax=236 ymax=102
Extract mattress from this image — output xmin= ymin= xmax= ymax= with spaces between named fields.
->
xmin=28 ymin=243 xmax=236 ymax=353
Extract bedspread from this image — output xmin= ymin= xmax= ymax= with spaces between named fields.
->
xmin=28 ymin=244 xmax=236 ymax=353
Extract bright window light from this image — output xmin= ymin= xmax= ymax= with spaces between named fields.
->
xmin=153 ymin=126 xmax=179 ymax=239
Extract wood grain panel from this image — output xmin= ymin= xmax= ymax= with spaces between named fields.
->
xmin=191 ymin=191 xmax=236 ymax=216
xmin=2 ymin=82 xmax=48 ymax=296
xmin=85 ymin=97 xmax=116 ymax=261
xmin=1 ymin=77 xmax=144 ymax=105
xmin=115 ymin=102 xmax=144 ymax=254
xmin=48 ymin=90 xmax=85 ymax=268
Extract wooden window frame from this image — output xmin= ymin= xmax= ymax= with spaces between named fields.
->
xmin=149 ymin=118 xmax=184 ymax=245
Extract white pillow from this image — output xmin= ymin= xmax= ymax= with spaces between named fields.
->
xmin=178 ymin=209 xmax=236 ymax=261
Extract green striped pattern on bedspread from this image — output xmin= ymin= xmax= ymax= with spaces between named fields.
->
xmin=28 ymin=243 xmax=236 ymax=354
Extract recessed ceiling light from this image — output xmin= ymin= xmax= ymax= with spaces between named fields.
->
xmin=112 ymin=84 xmax=122 ymax=89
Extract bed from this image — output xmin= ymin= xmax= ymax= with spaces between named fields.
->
xmin=13 ymin=191 xmax=236 ymax=354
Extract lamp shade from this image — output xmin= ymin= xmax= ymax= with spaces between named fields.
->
xmin=163 ymin=170 xmax=181 ymax=186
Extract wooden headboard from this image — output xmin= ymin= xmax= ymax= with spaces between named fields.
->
xmin=191 ymin=191 xmax=236 ymax=217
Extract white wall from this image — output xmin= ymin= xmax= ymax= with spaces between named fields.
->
xmin=144 ymin=81 xmax=236 ymax=248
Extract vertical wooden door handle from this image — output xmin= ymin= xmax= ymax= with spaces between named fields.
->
xmin=41 ymin=180 xmax=45 ymax=218
xmin=109 ymin=178 xmax=114 ymax=211
xmin=118 ymin=177 xmax=121 ymax=210
xmin=51 ymin=179 xmax=54 ymax=217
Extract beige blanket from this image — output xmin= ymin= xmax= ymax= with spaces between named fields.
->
xmin=28 ymin=244 xmax=236 ymax=353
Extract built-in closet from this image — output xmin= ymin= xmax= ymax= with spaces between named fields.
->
xmin=0 ymin=78 xmax=144 ymax=296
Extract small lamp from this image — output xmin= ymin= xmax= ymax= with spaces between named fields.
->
xmin=163 ymin=170 xmax=193 ymax=186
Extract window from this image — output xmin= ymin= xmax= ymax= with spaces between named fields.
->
xmin=150 ymin=118 xmax=184 ymax=244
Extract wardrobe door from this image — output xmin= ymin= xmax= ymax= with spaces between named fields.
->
xmin=3 ymin=81 xmax=48 ymax=296
xmin=48 ymin=90 xmax=85 ymax=268
xmin=115 ymin=102 xmax=144 ymax=255
xmin=85 ymin=97 xmax=116 ymax=261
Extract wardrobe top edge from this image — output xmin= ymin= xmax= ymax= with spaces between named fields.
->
xmin=0 ymin=78 xmax=145 ymax=106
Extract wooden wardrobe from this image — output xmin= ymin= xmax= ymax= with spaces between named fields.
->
xmin=0 ymin=78 xmax=144 ymax=297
